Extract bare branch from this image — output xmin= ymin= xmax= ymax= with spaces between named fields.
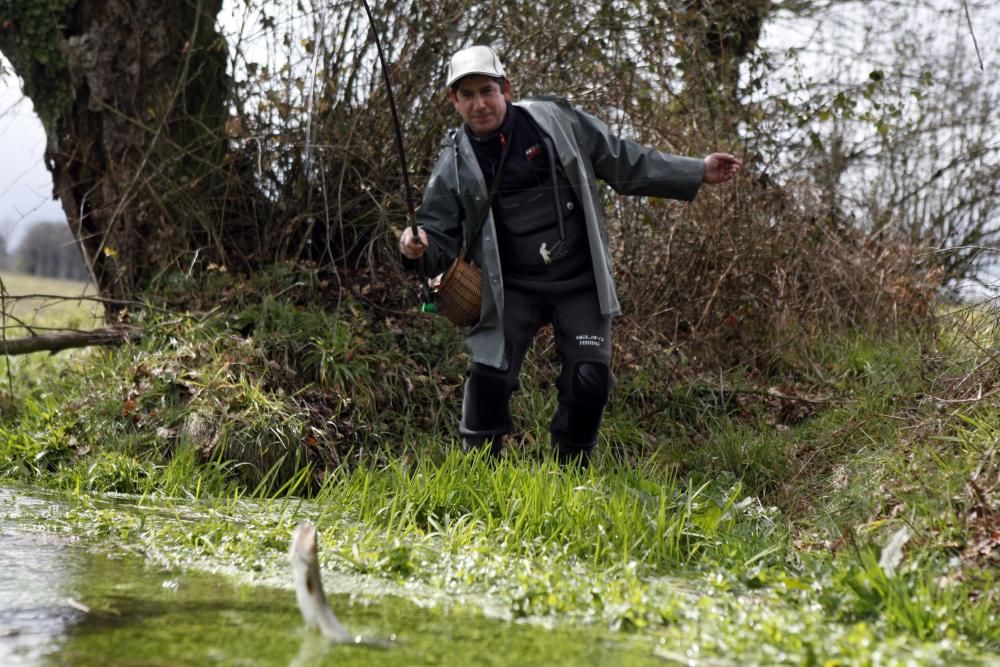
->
xmin=0 ymin=327 xmax=140 ymax=356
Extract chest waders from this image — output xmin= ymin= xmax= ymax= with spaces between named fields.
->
xmin=494 ymin=138 xmax=590 ymax=280
xmin=461 ymin=138 xmax=612 ymax=465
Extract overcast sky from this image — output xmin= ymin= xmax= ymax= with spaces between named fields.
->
xmin=0 ymin=63 xmax=66 ymax=252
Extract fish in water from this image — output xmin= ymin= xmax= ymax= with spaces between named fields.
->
xmin=289 ymin=522 xmax=353 ymax=642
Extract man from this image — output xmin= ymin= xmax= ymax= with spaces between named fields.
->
xmin=400 ymin=45 xmax=740 ymax=464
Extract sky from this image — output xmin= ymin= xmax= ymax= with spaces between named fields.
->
xmin=0 ymin=62 xmax=66 ymax=252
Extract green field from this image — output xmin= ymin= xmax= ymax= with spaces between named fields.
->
xmin=0 ymin=270 xmax=101 ymax=333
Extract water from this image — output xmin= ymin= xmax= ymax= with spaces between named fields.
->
xmin=0 ymin=488 xmax=668 ymax=667
xmin=0 ymin=501 xmax=86 ymax=665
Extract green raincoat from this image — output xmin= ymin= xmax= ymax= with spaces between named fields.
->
xmin=416 ymin=96 xmax=705 ymax=369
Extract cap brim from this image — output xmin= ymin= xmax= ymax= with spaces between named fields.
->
xmin=447 ymin=70 xmax=504 ymax=88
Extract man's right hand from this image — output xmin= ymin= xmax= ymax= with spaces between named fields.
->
xmin=399 ymin=227 xmax=429 ymax=259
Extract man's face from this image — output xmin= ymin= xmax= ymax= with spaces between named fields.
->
xmin=448 ymin=75 xmax=510 ymax=138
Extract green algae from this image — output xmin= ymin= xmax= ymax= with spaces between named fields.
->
xmin=0 ymin=487 xmax=676 ymax=667
xmin=3 ymin=479 xmax=997 ymax=667
xmin=3 ymin=538 xmax=671 ymax=667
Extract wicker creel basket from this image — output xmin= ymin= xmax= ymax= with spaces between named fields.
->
xmin=435 ymin=257 xmax=482 ymax=327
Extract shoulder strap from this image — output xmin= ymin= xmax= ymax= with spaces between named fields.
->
xmin=461 ymin=126 xmax=514 ymax=262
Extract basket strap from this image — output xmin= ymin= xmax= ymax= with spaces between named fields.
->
xmin=461 ymin=125 xmax=515 ymax=263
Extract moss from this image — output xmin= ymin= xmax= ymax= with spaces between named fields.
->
xmin=0 ymin=0 xmax=77 ymax=150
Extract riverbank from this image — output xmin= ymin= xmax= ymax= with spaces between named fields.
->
xmin=0 ymin=271 xmax=997 ymax=665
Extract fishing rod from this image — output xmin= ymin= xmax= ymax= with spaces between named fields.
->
xmin=359 ymin=0 xmax=420 ymax=242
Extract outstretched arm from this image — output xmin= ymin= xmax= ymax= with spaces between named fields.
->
xmin=573 ymin=107 xmax=706 ymax=201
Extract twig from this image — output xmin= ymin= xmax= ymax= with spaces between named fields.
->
xmin=695 ymin=257 xmax=736 ymax=331
xmin=1 ymin=274 xmax=12 ymax=396
xmin=968 ymin=478 xmax=993 ymax=516
xmin=721 ymin=384 xmax=832 ymax=405
xmin=0 ymin=310 xmax=40 ymax=337
xmin=0 ymin=293 xmax=144 ymax=307
xmin=924 ymin=385 xmax=999 ymax=405
xmin=972 ymin=440 xmax=997 ymax=483
xmin=962 ymin=0 xmax=985 ymax=72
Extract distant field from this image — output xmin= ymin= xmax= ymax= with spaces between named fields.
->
xmin=0 ymin=271 xmax=101 ymax=332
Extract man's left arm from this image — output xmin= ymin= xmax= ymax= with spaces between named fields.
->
xmin=573 ymin=108 xmax=738 ymax=199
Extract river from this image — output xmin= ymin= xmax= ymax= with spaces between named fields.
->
xmin=0 ymin=486 xmax=672 ymax=667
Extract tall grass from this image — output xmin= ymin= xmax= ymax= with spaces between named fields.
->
xmin=321 ymin=449 xmax=778 ymax=572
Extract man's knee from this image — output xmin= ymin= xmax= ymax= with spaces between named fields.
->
xmin=571 ymin=361 xmax=613 ymax=406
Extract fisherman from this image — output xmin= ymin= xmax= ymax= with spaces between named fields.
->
xmin=400 ymin=45 xmax=741 ymax=464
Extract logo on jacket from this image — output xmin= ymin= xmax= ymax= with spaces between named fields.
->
xmin=539 ymin=240 xmax=568 ymax=265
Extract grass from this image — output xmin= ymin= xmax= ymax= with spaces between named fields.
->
xmin=0 ymin=267 xmax=997 ymax=664
xmin=326 ymin=449 xmax=771 ymax=569
xmin=28 ymin=441 xmax=995 ymax=663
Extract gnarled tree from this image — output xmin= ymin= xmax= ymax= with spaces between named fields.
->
xmin=0 ymin=0 xmax=235 ymax=307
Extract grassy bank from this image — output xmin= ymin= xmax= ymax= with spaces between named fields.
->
xmin=0 ymin=268 xmax=997 ymax=664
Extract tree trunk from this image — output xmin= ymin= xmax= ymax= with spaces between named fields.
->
xmin=0 ymin=0 xmax=229 ymax=309
xmin=674 ymin=0 xmax=771 ymax=131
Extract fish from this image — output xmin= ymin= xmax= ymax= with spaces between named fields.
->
xmin=289 ymin=522 xmax=353 ymax=642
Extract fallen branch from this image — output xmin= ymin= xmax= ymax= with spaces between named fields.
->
xmin=691 ymin=383 xmax=833 ymax=405
xmin=0 ymin=327 xmax=140 ymax=356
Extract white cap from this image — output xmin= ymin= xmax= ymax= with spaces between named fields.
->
xmin=446 ymin=45 xmax=506 ymax=88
